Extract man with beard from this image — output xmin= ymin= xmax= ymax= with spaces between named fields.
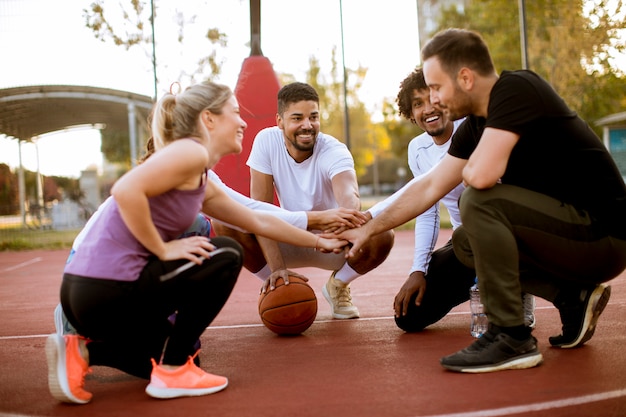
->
xmin=213 ymin=82 xmax=394 ymax=319
xmin=372 ymin=68 xmax=535 ymax=332
xmin=336 ymin=29 xmax=626 ymax=372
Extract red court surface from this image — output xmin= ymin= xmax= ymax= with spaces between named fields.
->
xmin=1 ymin=229 xmax=625 ymax=417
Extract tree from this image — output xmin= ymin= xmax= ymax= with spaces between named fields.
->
xmin=84 ymin=0 xmax=227 ymax=85
xmin=83 ymin=0 xmax=228 ymax=165
xmin=303 ymin=50 xmax=395 ymax=180
xmin=0 ymin=163 xmax=18 ymax=215
xmin=434 ymin=0 xmax=626 ymax=132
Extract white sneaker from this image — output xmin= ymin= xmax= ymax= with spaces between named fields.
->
xmin=322 ymin=272 xmax=360 ymax=319
xmin=522 ymin=293 xmax=536 ymax=329
xmin=54 ymin=303 xmax=78 ymax=335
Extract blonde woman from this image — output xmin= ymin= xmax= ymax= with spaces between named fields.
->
xmin=47 ymin=81 xmax=347 ymax=404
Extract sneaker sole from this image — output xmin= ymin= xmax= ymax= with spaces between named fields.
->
xmin=321 ymin=285 xmax=360 ymax=319
xmin=45 ymin=334 xmax=89 ymax=404
xmin=552 ymin=284 xmax=611 ymax=349
xmin=145 ymin=380 xmax=228 ymax=399
xmin=441 ymin=351 xmax=544 ymax=373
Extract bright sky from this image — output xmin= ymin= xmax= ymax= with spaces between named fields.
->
xmin=0 ymin=0 xmax=421 ymax=178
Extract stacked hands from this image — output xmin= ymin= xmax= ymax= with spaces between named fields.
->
xmin=261 ymin=207 xmax=368 ymax=293
xmin=162 ymin=207 xmax=366 ymax=276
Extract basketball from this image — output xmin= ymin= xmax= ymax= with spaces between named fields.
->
xmin=258 ymin=276 xmax=317 ymax=335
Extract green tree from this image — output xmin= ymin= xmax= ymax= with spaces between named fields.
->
xmin=435 ymin=0 xmax=626 ymax=132
xmin=0 ymin=163 xmax=18 ymax=214
xmin=303 ymin=50 xmax=390 ymax=179
xmin=83 ymin=0 xmax=228 ymax=165
xmin=84 ymin=0 xmax=227 ymax=83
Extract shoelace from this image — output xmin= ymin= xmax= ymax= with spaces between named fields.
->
xmin=336 ymin=285 xmax=353 ymax=304
xmin=72 ymin=364 xmax=92 ymax=391
xmin=470 ymin=331 xmax=498 ymax=351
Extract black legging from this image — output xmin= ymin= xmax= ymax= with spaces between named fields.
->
xmin=394 ymin=239 xmax=476 ymax=332
xmin=60 ymin=236 xmax=243 ymax=379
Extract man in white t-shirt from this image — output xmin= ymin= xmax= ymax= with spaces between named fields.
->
xmin=368 ymin=68 xmax=535 ymax=331
xmin=213 ymin=82 xmax=395 ymax=319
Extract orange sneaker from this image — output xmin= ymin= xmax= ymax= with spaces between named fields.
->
xmin=145 ymin=353 xmax=228 ymax=399
xmin=45 ymin=334 xmax=92 ymax=404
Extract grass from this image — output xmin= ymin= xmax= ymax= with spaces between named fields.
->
xmin=0 ymin=227 xmax=79 ymax=251
xmin=362 ymin=198 xmax=452 ymax=231
xmin=0 ymin=200 xmax=451 ymax=251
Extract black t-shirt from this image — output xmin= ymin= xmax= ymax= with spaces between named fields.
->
xmin=449 ymin=70 xmax=626 ymax=237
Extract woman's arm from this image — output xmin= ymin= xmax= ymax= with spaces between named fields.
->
xmin=203 ymin=181 xmax=346 ymax=252
xmin=112 ymin=140 xmax=213 ymax=261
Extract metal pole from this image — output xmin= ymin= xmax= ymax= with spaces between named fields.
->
xmin=416 ymin=0 xmax=422 ymax=62
xmin=17 ymin=140 xmax=26 ymax=228
xmin=150 ymin=0 xmax=158 ymax=100
xmin=128 ymin=102 xmax=138 ymax=167
xmin=35 ymin=140 xmax=43 ymax=227
xmin=339 ymin=0 xmax=351 ymax=151
xmin=518 ymin=0 xmax=529 ymax=69
xmin=250 ymin=0 xmax=263 ymax=56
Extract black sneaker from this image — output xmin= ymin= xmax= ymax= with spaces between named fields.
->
xmin=549 ymin=284 xmax=611 ymax=348
xmin=440 ymin=327 xmax=543 ymax=373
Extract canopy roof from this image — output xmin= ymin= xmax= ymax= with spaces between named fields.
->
xmin=0 ymin=85 xmax=154 ymax=141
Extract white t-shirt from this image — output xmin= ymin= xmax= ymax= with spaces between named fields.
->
xmin=207 ymin=169 xmax=307 ymax=231
xmin=247 ymin=126 xmax=355 ymax=212
xmin=369 ymin=119 xmax=465 ymax=274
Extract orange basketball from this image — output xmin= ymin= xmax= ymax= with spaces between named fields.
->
xmin=258 ymin=276 xmax=317 ymax=335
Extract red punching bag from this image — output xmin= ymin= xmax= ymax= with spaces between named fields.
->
xmin=212 ymin=0 xmax=280 ymax=198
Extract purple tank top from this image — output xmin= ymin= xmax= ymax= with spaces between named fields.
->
xmin=65 ymin=184 xmax=205 ymax=281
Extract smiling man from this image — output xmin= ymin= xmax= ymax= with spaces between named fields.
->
xmin=372 ymin=68 xmax=535 ymax=333
xmin=368 ymin=68 xmax=473 ymax=331
xmin=336 ymin=29 xmax=626 ymax=373
xmin=213 ymin=82 xmax=394 ymax=319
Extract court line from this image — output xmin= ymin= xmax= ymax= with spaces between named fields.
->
xmin=0 ymin=257 xmax=42 ymax=273
xmin=0 ymin=306 xmax=559 ymax=341
xmin=0 ymin=413 xmax=43 ymax=417
xmin=2 ymin=312 xmax=624 ymax=416
xmin=413 ymin=388 xmax=626 ymax=417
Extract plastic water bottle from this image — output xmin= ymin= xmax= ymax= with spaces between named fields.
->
xmin=470 ymin=277 xmax=488 ymax=338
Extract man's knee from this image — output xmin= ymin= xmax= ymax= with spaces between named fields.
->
xmin=451 ymin=227 xmax=475 ymax=270
xmin=211 ymin=220 xmax=267 ymax=273
xmin=394 ymin=314 xmax=428 ymax=332
xmin=212 ymin=219 xmax=236 ymax=238
xmin=350 ymin=229 xmax=394 ymax=273
xmin=370 ymin=229 xmax=395 ymax=259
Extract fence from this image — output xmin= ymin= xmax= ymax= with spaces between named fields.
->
xmin=0 ymin=202 xmax=86 ymax=250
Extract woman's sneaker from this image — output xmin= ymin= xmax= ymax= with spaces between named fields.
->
xmin=53 ymin=304 xmax=77 ymax=335
xmin=440 ymin=326 xmax=543 ymax=373
xmin=549 ymin=284 xmax=611 ymax=348
xmin=45 ymin=334 xmax=92 ymax=404
xmin=145 ymin=353 xmax=228 ymax=399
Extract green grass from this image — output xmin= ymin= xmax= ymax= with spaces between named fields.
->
xmin=0 ymin=227 xmax=79 ymax=251
xmin=362 ymin=198 xmax=452 ymax=231
xmin=0 ymin=200 xmax=452 ymax=251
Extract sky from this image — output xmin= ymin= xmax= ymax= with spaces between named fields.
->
xmin=0 ymin=0 xmax=421 ymax=178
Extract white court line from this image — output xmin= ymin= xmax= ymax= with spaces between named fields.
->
xmin=0 ymin=319 xmax=387 ymax=340
xmin=0 ymin=413 xmax=44 ymax=417
xmin=0 ymin=307 xmax=559 ymax=341
xmin=1 ymin=313 xmax=625 ymax=416
xmin=412 ymin=388 xmax=626 ymax=417
xmin=1 ymin=257 xmax=42 ymax=272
